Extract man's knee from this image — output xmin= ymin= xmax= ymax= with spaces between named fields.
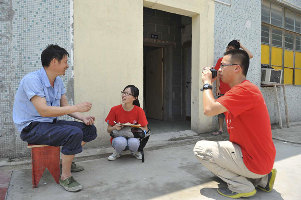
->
xmin=83 ymin=124 xmax=97 ymax=142
xmin=66 ymin=127 xmax=84 ymax=143
xmin=61 ymin=127 xmax=83 ymax=155
xmin=193 ymin=140 xmax=215 ymax=161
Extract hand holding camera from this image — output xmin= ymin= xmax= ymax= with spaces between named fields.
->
xmin=201 ymin=66 xmax=218 ymax=86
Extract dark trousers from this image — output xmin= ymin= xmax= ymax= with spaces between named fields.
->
xmin=21 ymin=120 xmax=97 ymax=155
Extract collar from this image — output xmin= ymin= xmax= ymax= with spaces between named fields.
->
xmin=40 ymin=67 xmax=59 ymax=88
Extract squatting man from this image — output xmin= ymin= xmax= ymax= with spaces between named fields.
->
xmin=193 ymin=49 xmax=277 ymax=199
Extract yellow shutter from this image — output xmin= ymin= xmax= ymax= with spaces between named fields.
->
xmin=271 ymin=47 xmax=282 ymax=67
xmin=261 ymin=44 xmax=270 ymax=65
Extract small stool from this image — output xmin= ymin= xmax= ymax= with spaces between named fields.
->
xmin=27 ymin=144 xmax=60 ymax=188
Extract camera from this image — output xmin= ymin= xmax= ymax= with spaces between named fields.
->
xmin=210 ymin=69 xmax=217 ymax=78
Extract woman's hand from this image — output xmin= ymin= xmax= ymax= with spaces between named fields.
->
xmin=107 ymin=123 xmax=123 ymax=133
xmin=114 ymin=123 xmax=123 ymax=131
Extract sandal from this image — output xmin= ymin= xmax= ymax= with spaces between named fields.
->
xmin=212 ymin=131 xmax=223 ymax=136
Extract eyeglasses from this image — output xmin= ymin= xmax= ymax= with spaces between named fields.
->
xmin=220 ymin=63 xmax=239 ymax=69
xmin=121 ymin=91 xmax=133 ymax=96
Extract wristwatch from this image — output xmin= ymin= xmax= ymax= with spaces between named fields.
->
xmin=201 ymin=83 xmax=213 ymax=91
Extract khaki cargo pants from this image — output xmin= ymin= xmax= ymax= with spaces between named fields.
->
xmin=193 ymin=140 xmax=270 ymax=193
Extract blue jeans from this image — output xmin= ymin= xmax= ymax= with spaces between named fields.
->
xmin=20 ymin=120 xmax=97 ymax=155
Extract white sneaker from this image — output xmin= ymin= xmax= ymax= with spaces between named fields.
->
xmin=108 ymin=150 xmax=120 ymax=161
xmin=132 ymin=151 xmax=142 ymax=160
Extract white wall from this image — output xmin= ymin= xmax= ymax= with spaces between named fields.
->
xmin=74 ymin=0 xmax=143 ymax=147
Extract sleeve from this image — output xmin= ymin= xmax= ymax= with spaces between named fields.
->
xmin=138 ymin=108 xmax=148 ymax=127
xmin=22 ymin=76 xmax=45 ymax=101
xmin=217 ymin=86 xmax=260 ymax=117
xmin=214 ymin=57 xmax=222 ymax=70
xmin=105 ymin=107 xmax=116 ymax=126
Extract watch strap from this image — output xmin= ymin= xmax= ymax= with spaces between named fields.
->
xmin=201 ymin=83 xmax=213 ymax=91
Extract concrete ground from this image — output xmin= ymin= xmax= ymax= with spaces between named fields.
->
xmin=2 ymin=122 xmax=301 ymax=200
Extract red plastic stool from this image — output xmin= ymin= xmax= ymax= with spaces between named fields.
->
xmin=27 ymin=144 xmax=60 ymax=188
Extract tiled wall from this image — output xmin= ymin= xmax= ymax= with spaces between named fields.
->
xmin=0 ymin=0 xmax=73 ymax=158
xmin=214 ymin=0 xmax=301 ymax=124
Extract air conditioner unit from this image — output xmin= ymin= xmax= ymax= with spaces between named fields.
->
xmin=261 ymin=68 xmax=283 ymax=85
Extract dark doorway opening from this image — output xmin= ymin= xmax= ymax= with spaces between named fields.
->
xmin=143 ymin=7 xmax=192 ymax=131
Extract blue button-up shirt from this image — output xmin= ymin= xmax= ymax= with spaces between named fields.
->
xmin=13 ymin=68 xmax=66 ymax=132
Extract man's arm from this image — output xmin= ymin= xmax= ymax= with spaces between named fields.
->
xmin=203 ymin=88 xmax=228 ymax=116
xmin=60 ymin=95 xmax=95 ymax=125
xmin=202 ymin=67 xmax=228 ymax=116
xmin=31 ymin=95 xmax=90 ymax=117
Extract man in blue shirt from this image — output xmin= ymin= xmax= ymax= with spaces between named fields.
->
xmin=13 ymin=44 xmax=97 ymax=192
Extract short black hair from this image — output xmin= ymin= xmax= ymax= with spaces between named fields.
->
xmin=224 ymin=49 xmax=250 ymax=76
xmin=227 ymin=40 xmax=240 ymax=50
xmin=41 ymin=44 xmax=69 ymax=67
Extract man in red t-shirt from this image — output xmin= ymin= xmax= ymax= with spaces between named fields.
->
xmin=194 ymin=50 xmax=276 ymax=198
xmin=213 ymin=40 xmax=253 ymax=135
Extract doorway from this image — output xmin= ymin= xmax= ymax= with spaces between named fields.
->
xmin=183 ymin=43 xmax=192 ymax=120
xmin=144 ymin=47 xmax=164 ymax=120
xmin=143 ymin=8 xmax=192 ymax=125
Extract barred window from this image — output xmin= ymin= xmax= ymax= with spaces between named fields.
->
xmin=285 ymin=33 xmax=294 ymax=50
xmin=261 ymin=25 xmax=270 ymax=44
xmin=261 ymin=0 xmax=301 ymax=85
xmin=297 ymin=36 xmax=301 ymax=51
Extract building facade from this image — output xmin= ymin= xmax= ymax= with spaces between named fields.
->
xmin=0 ymin=0 xmax=300 ymax=158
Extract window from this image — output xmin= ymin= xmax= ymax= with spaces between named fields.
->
xmin=262 ymin=1 xmax=270 ymax=24
xmin=271 ymin=4 xmax=283 ymax=27
xmin=285 ymin=33 xmax=294 ymax=50
xmin=261 ymin=0 xmax=301 ymax=85
xmin=296 ymin=15 xmax=301 ymax=33
xmin=271 ymin=29 xmax=282 ymax=47
xmin=297 ymin=36 xmax=301 ymax=51
xmin=261 ymin=25 xmax=269 ymax=44
xmin=285 ymin=10 xmax=295 ymax=31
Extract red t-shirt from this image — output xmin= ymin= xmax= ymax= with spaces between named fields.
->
xmin=105 ymin=104 xmax=148 ymax=127
xmin=215 ymin=57 xmax=231 ymax=94
xmin=217 ymin=80 xmax=276 ymax=175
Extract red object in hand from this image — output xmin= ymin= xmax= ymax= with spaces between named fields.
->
xmin=28 ymin=145 xmax=60 ymax=188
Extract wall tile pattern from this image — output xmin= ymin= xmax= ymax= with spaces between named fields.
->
xmin=0 ymin=0 xmax=72 ymax=158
